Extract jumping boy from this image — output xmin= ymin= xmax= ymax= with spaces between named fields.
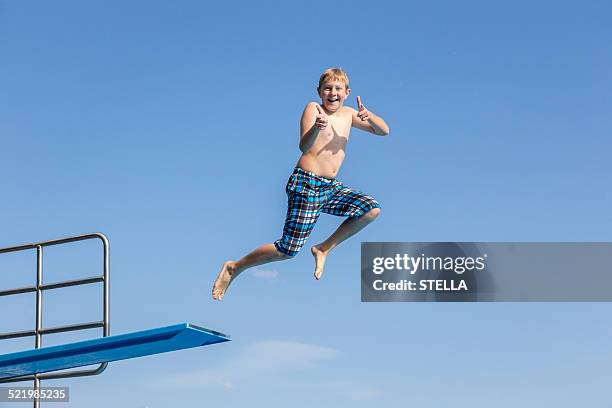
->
xmin=212 ymin=68 xmax=389 ymax=300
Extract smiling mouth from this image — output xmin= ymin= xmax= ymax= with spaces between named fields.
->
xmin=327 ymin=98 xmax=339 ymax=103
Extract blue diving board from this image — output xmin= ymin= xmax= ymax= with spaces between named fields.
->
xmin=0 ymin=323 xmax=229 ymax=380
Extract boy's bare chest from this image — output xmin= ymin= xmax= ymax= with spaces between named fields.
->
xmin=317 ymin=115 xmax=351 ymax=143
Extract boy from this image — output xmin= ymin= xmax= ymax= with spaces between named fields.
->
xmin=212 ymin=68 xmax=389 ymax=300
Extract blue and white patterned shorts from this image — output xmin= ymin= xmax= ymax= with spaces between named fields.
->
xmin=274 ymin=167 xmax=381 ymax=257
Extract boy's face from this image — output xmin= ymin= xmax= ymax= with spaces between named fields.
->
xmin=318 ymin=80 xmax=350 ymax=113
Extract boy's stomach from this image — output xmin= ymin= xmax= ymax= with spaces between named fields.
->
xmin=296 ymin=151 xmax=345 ymax=179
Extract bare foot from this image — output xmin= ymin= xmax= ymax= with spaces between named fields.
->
xmin=212 ymin=261 xmax=236 ymax=300
xmin=311 ymin=246 xmax=328 ymax=280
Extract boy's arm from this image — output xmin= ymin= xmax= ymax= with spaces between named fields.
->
xmin=351 ymin=96 xmax=389 ymax=136
xmin=299 ymin=102 xmax=328 ymax=153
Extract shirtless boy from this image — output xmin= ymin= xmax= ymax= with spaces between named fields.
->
xmin=212 ymin=67 xmax=390 ymax=300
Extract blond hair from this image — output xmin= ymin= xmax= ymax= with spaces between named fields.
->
xmin=317 ymin=68 xmax=350 ymax=91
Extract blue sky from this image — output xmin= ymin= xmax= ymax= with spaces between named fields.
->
xmin=1 ymin=1 xmax=612 ymax=406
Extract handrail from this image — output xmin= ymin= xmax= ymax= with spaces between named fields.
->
xmin=0 ymin=233 xmax=110 ymax=390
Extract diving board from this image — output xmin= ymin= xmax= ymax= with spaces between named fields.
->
xmin=0 ymin=323 xmax=229 ymax=380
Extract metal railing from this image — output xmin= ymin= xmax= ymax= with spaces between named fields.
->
xmin=0 ymin=233 xmax=110 ymax=406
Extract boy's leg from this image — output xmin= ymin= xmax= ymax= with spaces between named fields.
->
xmin=312 ymin=187 xmax=381 ymax=279
xmin=212 ymin=244 xmax=291 ymax=300
xmin=312 ymin=208 xmax=380 ymax=279
xmin=213 ymin=173 xmax=322 ymax=300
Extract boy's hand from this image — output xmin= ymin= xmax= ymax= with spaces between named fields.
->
xmin=356 ymin=96 xmax=372 ymax=121
xmin=315 ymin=104 xmax=329 ymax=129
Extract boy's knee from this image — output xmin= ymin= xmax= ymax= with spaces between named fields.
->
xmin=364 ymin=207 xmax=381 ymax=221
xmin=273 ymin=242 xmax=297 ymax=259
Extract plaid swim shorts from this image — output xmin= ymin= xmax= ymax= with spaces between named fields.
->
xmin=274 ymin=167 xmax=381 ymax=257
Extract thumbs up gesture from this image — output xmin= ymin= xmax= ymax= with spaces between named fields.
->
xmin=356 ymin=96 xmax=372 ymax=122
xmin=315 ymin=104 xmax=329 ymax=130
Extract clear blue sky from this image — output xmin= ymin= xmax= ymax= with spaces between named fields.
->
xmin=1 ymin=1 xmax=611 ymax=407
